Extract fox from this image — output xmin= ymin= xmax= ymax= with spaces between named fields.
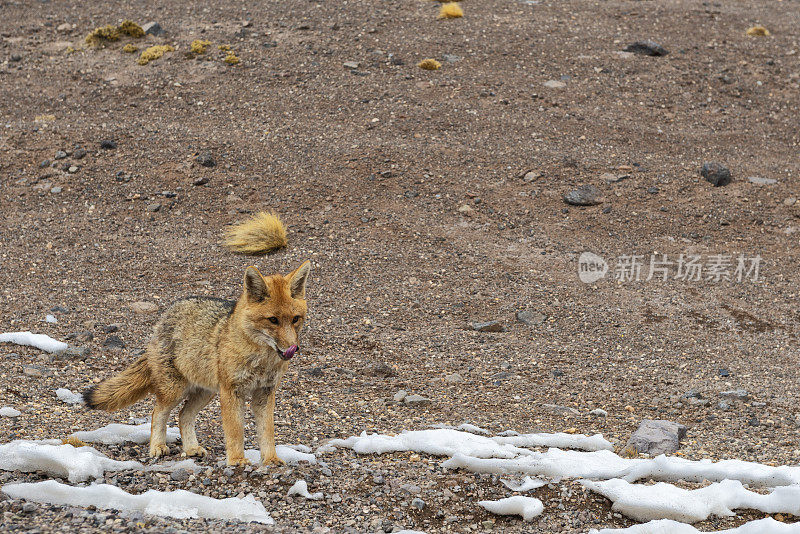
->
xmin=83 ymin=261 xmax=311 ymax=466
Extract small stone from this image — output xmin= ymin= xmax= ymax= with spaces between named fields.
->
xmin=718 ymin=401 xmax=730 ymax=410
xmin=471 ymin=320 xmax=505 ymax=332
xmin=404 ymin=394 xmax=431 ymax=406
xmin=343 ymin=61 xmax=359 ymax=69
xmin=146 ymin=202 xmax=161 ymax=213
xmin=624 ymin=41 xmax=668 ymax=56
xmin=543 ymin=79 xmax=567 ymax=89
xmin=783 ymin=198 xmax=797 ymax=207
xmin=411 ymin=498 xmax=425 ymax=510
xmin=564 ymin=185 xmax=603 ymax=206
xmin=543 ymin=403 xmax=580 ymax=416
xmin=57 ymin=22 xmax=71 ymax=32
xmin=170 ymin=468 xmax=189 ymax=482
xmin=400 ymin=483 xmax=421 ymax=494
xmin=701 ymin=162 xmax=732 ymax=187
xmin=23 ymin=365 xmax=50 ymax=378
xmin=102 ymin=324 xmax=120 ymax=333
xmin=625 ymin=419 xmax=686 ymax=456
xmin=130 ymin=301 xmax=158 ymax=314
xmin=589 ymin=408 xmax=608 ymax=417
xmin=373 ymin=474 xmax=384 ymax=485
xmin=142 ymin=22 xmax=165 ymax=36
xmin=103 ymin=336 xmax=125 ymax=350
xmin=222 ymin=467 xmax=235 ymax=477
xmin=457 ymin=204 xmax=474 ymax=215
xmin=192 ymin=176 xmax=209 ymax=186
xmin=50 ymin=186 xmax=62 ymax=194
xmin=54 ymin=346 xmax=90 ymax=361
xmin=364 ymin=362 xmax=397 ymax=377
xmin=0 ymin=407 xmax=22 ymax=418
xmin=40 ymin=159 xmax=51 ymax=168
xmin=330 ymin=493 xmax=342 ymax=503
xmin=720 ymin=389 xmax=750 ymax=401
xmin=442 ymin=54 xmax=462 ymax=63
xmin=10 ymin=54 xmax=22 ymax=62
xmin=99 ymin=140 xmax=117 ymax=150
xmin=516 ymin=310 xmax=545 ymax=326
xmin=718 ymin=368 xmax=730 ymax=377
xmin=54 ymin=150 xmax=67 ymax=160
xmin=522 ymin=170 xmax=542 ymax=183
xmin=68 ymin=165 xmax=78 ymax=173
xmin=445 ymin=373 xmax=464 ymax=384
xmin=393 ymin=390 xmax=407 ymax=402
xmin=73 ymin=148 xmax=87 ymax=159
xmin=747 ymin=176 xmax=776 ymax=185
xmin=196 ymin=151 xmax=215 ymax=167
xmin=603 ymin=172 xmax=629 ymax=183
xmin=21 ymin=502 xmax=37 ymax=514
xmin=748 ymin=417 xmax=760 ymax=427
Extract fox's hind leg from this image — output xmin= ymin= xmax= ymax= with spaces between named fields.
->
xmin=150 ymin=389 xmax=184 ymax=458
xmin=179 ymin=387 xmax=215 ymax=457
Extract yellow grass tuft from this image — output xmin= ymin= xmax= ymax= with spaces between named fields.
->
xmin=191 ymin=39 xmax=212 ymax=54
xmin=137 ymin=45 xmax=174 ymax=65
xmin=218 ymin=44 xmax=231 ymax=51
xmin=85 ymin=25 xmax=120 ymax=47
xmin=417 ymin=58 xmax=441 ymax=70
xmin=438 ymin=2 xmax=463 ymax=19
xmin=224 ymin=211 xmax=288 ymax=255
xmin=746 ymin=25 xmax=770 ymax=37
xmin=62 ymin=437 xmax=87 ymax=448
xmin=122 ymin=43 xmax=139 ymax=53
xmin=119 ymin=20 xmax=145 ymax=38
xmin=223 ymin=52 xmax=240 ymax=65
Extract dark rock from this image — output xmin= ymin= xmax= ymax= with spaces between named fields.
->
xmin=196 ymin=152 xmax=215 ymax=168
xmin=103 ymin=336 xmax=125 ymax=350
xmin=10 ymin=54 xmax=22 ymax=62
xmin=564 ymin=185 xmax=603 ymax=206
xmin=364 ymin=362 xmax=397 ymax=378
xmin=102 ymin=324 xmax=120 ymax=334
xmin=142 ymin=22 xmax=165 ymax=36
xmin=54 ymin=346 xmax=90 ymax=361
xmin=170 ymin=468 xmax=189 ymax=482
xmin=100 ymin=140 xmax=117 ymax=150
xmin=625 ymin=419 xmax=687 ymax=456
xmin=516 ymin=310 xmax=545 ymax=326
xmin=720 ymin=389 xmax=750 ymax=401
xmin=625 ymin=41 xmax=668 ymax=56
xmin=73 ymin=148 xmax=87 ymax=160
xmin=50 ymin=305 xmax=70 ymax=313
xmin=193 ymin=176 xmax=209 ymax=186
xmin=718 ymin=368 xmax=730 ymax=377
xmin=701 ymin=162 xmax=732 ymax=187
xmin=40 ymin=159 xmax=51 ymax=168
xmin=471 ymin=320 xmax=505 ymax=332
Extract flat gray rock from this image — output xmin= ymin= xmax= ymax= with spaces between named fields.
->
xmin=471 ymin=320 xmax=505 ymax=332
xmin=564 ymin=185 xmax=603 ymax=206
xmin=625 ymin=419 xmax=687 ymax=456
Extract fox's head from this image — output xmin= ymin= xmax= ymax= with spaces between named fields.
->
xmin=239 ymin=261 xmax=311 ymax=360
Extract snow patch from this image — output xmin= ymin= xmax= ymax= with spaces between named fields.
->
xmin=70 ymin=423 xmax=179 ymax=445
xmin=581 ymin=478 xmax=800 ymax=523
xmin=2 ymin=480 xmax=273 ymax=524
xmin=0 ymin=407 xmax=22 ymax=418
xmin=0 ymin=440 xmax=142 ymax=482
xmin=56 ymin=388 xmax=84 ymax=405
xmin=244 ymin=445 xmax=317 ymax=465
xmin=492 ymin=431 xmax=613 ymax=452
xmin=286 ymin=479 xmax=323 ymax=500
xmin=146 ymin=459 xmax=203 ymax=473
xmin=589 ymin=517 xmax=800 ymax=534
xmin=0 ymin=331 xmax=68 ymax=353
xmin=478 ymin=495 xmax=544 ymax=521
xmin=501 ymin=476 xmax=547 ymax=492
xmin=45 ymin=314 xmax=58 ymax=324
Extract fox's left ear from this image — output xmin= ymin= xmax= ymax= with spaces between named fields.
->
xmin=286 ymin=260 xmax=311 ymax=299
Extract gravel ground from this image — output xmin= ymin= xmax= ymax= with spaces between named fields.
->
xmin=1 ymin=0 xmax=799 ymax=531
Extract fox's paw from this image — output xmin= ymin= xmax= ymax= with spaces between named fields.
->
xmin=149 ymin=443 xmax=170 ymax=458
xmin=183 ymin=446 xmax=207 ymax=458
xmin=261 ymin=455 xmax=286 ymax=467
xmin=226 ymin=457 xmax=251 ymax=467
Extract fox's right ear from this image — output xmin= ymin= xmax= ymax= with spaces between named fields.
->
xmin=244 ymin=266 xmax=269 ymax=302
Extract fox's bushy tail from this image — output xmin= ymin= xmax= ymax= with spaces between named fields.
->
xmin=223 ymin=211 xmax=288 ymax=255
xmin=83 ymin=355 xmax=152 ymax=411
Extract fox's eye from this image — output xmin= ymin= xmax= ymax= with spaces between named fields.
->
xmin=292 ymin=315 xmax=301 ymax=324
xmin=267 ymin=317 xmax=279 ymax=325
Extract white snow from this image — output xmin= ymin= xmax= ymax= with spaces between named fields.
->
xmin=0 ymin=406 xmax=22 ymax=417
xmin=581 ymin=478 xmax=800 ymax=523
xmin=2 ymin=480 xmax=273 ymax=524
xmin=70 ymin=423 xmax=179 ymax=445
xmin=323 ymin=428 xmax=609 ymax=459
xmin=501 ymin=476 xmax=547 ymax=492
xmin=431 ymin=423 xmax=490 ymax=435
xmin=55 ymin=388 xmax=84 ymax=405
xmin=146 ymin=459 xmax=203 ymax=473
xmin=0 ymin=331 xmax=68 ymax=353
xmin=244 ymin=445 xmax=317 ymax=465
xmin=286 ymin=479 xmax=323 ymax=500
xmin=589 ymin=517 xmax=800 ymax=534
xmin=45 ymin=314 xmax=57 ymax=324
xmin=478 ymin=495 xmax=544 ymax=521
xmin=0 ymin=440 xmax=142 ymax=482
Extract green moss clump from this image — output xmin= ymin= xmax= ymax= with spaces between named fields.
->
xmin=137 ymin=44 xmax=174 ymax=65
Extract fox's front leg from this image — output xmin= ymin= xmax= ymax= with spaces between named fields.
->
xmin=220 ymin=386 xmax=249 ymax=466
xmin=252 ymin=387 xmax=284 ymax=466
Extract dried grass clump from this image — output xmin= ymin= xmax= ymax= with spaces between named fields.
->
xmin=85 ymin=25 xmax=120 ymax=47
xmin=122 ymin=43 xmax=139 ymax=53
xmin=119 ymin=20 xmax=145 ymax=37
xmin=438 ymin=2 xmax=463 ymax=19
xmin=62 ymin=437 xmax=87 ymax=448
xmin=218 ymin=44 xmax=231 ymax=51
xmin=137 ymin=44 xmax=174 ymax=65
xmin=190 ymin=39 xmax=212 ymax=54
xmin=224 ymin=52 xmax=240 ymax=64
xmin=417 ymin=58 xmax=441 ymax=70
xmin=746 ymin=25 xmax=770 ymax=37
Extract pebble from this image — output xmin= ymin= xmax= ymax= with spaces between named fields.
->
xmin=170 ymin=469 xmax=189 ymax=482
xmin=603 ymin=172 xmax=628 ymax=183
xmin=73 ymin=148 xmax=86 ymax=159
xmin=130 ymin=301 xmax=159 ymax=314
xmin=720 ymin=389 xmax=750 ymax=401
xmin=445 ymin=373 xmax=464 ymax=384
xmin=543 ymin=80 xmax=567 ymax=89
xmin=22 ymin=365 xmax=51 ymax=378
xmin=624 ymin=41 xmax=668 ymax=56
xmin=701 ymin=162 xmax=732 ymax=187
xmin=564 ymin=185 xmax=603 ymax=206
xmin=393 ymin=390 xmax=407 ymax=402
xmin=411 ymin=498 xmax=425 ymax=510
xmin=196 ymin=151 xmax=215 ymax=167
xmin=542 ymin=403 xmax=580 ymax=416
xmin=54 ymin=346 xmax=90 ymax=361
xmin=403 ymin=394 xmax=431 ymax=406
xmin=342 ymin=61 xmax=359 ymax=70
xmin=589 ymin=408 xmax=608 ymax=417
xmin=747 ymin=176 xmax=776 ymax=185
xmin=400 ymin=483 xmax=421 ymax=494
xmin=102 ymin=324 xmax=120 ymax=334
xmin=21 ymin=502 xmax=37 ymax=514
xmin=102 ymin=335 xmax=126 ymax=350
xmin=56 ymin=22 xmax=71 ymax=32
xmin=50 ymin=186 xmax=62 ymax=194
xmin=222 ymin=467 xmax=235 ymax=477
xmin=625 ymin=419 xmax=686 ymax=456
xmin=54 ymin=150 xmax=67 ymax=160
xmin=68 ymin=165 xmax=78 ymax=173
xmin=0 ymin=407 xmax=22 ymax=418
xmin=146 ymin=202 xmax=162 ymax=213
xmin=442 ymin=54 xmax=462 ymax=63
xmin=522 ymin=170 xmax=542 ymax=183
xmin=193 ymin=176 xmax=209 ymax=186
xmin=142 ymin=22 xmax=165 ymax=36
xmin=783 ymin=198 xmax=796 ymax=207
xmin=100 ymin=140 xmax=117 ymax=150
xmin=516 ymin=310 xmax=545 ymax=326
xmin=718 ymin=368 xmax=730 ymax=377
xmin=40 ymin=159 xmax=51 ymax=168
xmin=471 ymin=320 xmax=505 ymax=332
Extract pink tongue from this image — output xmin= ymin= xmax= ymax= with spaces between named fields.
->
xmin=283 ymin=345 xmax=298 ymax=359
